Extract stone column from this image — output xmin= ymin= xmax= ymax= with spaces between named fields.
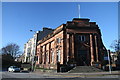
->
xmin=69 ymin=34 xmax=72 ymax=59
xmin=44 ymin=45 xmax=46 ymax=64
xmin=71 ymin=34 xmax=74 ymax=58
xmin=95 ymin=35 xmax=99 ymax=62
xmin=42 ymin=46 xmax=44 ymax=64
xmin=40 ymin=46 xmax=42 ymax=64
xmin=54 ymin=40 xmax=57 ymax=65
xmin=49 ymin=42 xmax=51 ymax=64
xmin=90 ymin=34 xmax=94 ymax=65
xmin=63 ymin=32 xmax=68 ymax=64
xmin=66 ymin=34 xmax=70 ymax=62
xmin=42 ymin=53 xmax=44 ymax=64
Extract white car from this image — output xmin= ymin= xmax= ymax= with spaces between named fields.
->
xmin=8 ymin=66 xmax=20 ymax=72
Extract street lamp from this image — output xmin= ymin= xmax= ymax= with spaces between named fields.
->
xmin=30 ymin=30 xmax=37 ymax=72
xmin=107 ymin=50 xmax=111 ymax=74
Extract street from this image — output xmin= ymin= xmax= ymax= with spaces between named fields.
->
xmin=1 ymin=71 xmax=120 ymax=80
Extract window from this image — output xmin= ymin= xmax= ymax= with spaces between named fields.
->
xmin=13 ymin=66 xmax=17 ymax=68
xmin=34 ymin=56 xmax=38 ymax=61
xmin=51 ymin=51 xmax=54 ymax=63
xmin=46 ymin=52 xmax=49 ymax=62
xmin=57 ymin=50 xmax=61 ymax=62
xmin=78 ymin=35 xmax=85 ymax=41
xmin=57 ymin=38 xmax=61 ymax=43
xmin=27 ymin=53 xmax=30 ymax=57
xmin=42 ymin=54 xmax=44 ymax=63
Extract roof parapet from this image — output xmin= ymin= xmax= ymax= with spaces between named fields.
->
xmin=72 ymin=18 xmax=90 ymax=22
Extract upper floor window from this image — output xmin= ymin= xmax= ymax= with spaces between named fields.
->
xmin=56 ymin=38 xmax=61 ymax=43
xmin=78 ymin=35 xmax=85 ymax=42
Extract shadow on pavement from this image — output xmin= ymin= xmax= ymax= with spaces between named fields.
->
xmin=1 ymin=78 xmax=120 ymax=80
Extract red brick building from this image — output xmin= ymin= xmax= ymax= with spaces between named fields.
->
xmin=36 ymin=18 xmax=107 ymax=71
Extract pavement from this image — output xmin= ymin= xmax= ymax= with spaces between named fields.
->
xmin=30 ymin=70 xmax=120 ymax=79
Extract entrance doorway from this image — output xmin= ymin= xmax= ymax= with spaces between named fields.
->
xmin=77 ymin=50 xmax=88 ymax=66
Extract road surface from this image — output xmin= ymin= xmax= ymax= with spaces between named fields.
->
xmin=1 ymin=71 xmax=120 ymax=80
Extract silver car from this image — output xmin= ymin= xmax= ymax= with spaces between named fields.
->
xmin=8 ymin=66 xmax=20 ymax=72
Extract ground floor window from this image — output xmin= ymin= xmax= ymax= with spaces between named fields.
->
xmin=46 ymin=52 xmax=49 ymax=63
xmin=57 ymin=49 xmax=61 ymax=62
xmin=42 ymin=53 xmax=44 ymax=63
xmin=51 ymin=50 xmax=54 ymax=63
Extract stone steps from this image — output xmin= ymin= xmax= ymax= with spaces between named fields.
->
xmin=69 ymin=66 xmax=103 ymax=73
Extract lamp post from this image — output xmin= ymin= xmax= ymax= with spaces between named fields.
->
xmin=30 ymin=30 xmax=37 ymax=72
xmin=107 ymin=50 xmax=111 ymax=74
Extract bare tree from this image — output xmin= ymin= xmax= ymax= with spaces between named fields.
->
xmin=110 ymin=39 xmax=120 ymax=52
xmin=110 ymin=39 xmax=120 ymax=69
xmin=1 ymin=43 xmax=21 ymax=58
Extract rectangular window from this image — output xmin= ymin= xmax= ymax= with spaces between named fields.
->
xmin=51 ymin=51 xmax=54 ymax=63
xmin=42 ymin=54 xmax=44 ymax=63
xmin=46 ymin=52 xmax=49 ymax=63
xmin=34 ymin=56 xmax=38 ymax=61
xmin=57 ymin=38 xmax=61 ymax=43
xmin=78 ymin=35 xmax=85 ymax=41
xmin=57 ymin=50 xmax=61 ymax=62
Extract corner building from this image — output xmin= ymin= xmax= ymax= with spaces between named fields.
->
xmin=36 ymin=18 xmax=107 ymax=71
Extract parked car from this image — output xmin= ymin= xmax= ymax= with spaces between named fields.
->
xmin=8 ymin=66 xmax=20 ymax=72
xmin=21 ymin=63 xmax=31 ymax=72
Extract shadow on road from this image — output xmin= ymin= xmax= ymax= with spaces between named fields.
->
xmin=12 ymin=71 xmax=30 ymax=73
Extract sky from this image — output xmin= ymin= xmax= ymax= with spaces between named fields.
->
xmin=2 ymin=2 xmax=118 ymax=52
